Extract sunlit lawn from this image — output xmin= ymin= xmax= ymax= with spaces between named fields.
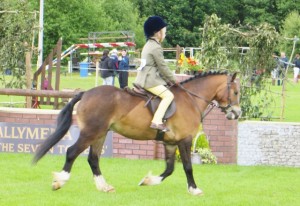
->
xmin=0 ymin=153 xmax=299 ymax=206
xmin=268 ymin=80 xmax=300 ymax=122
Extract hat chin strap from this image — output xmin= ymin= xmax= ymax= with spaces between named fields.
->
xmin=153 ymin=33 xmax=164 ymax=43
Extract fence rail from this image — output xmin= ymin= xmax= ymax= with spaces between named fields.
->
xmin=0 ymin=88 xmax=80 ymax=98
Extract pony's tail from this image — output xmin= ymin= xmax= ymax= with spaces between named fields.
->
xmin=32 ymin=92 xmax=84 ymax=164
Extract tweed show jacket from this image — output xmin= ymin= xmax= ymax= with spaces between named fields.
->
xmin=134 ymin=38 xmax=176 ymax=89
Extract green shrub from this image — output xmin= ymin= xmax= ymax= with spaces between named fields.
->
xmin=196 ymin=148 xmax=217 ymax=164
xmin=176 ymin=125 xmax=217 ymax=164
xmin=192 ymin=132 xmax=210 ymax=151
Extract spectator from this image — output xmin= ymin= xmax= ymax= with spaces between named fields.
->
xmin=109 ymin=49 xmax=119 ymax=85
xmin=118 ymin=49 xmax=129 ymax=88
xmin=293 ymin=53 xmax=300 ymax=83
xmin=100 ymin=49 xmax=115 ymax=86
xmin=43 ymin=77 xmax=49 ymax=90
xmin=278 ymin=52 xmax=289 ymax=85
xmin=271 ymin=53 xmax=279 ymax=85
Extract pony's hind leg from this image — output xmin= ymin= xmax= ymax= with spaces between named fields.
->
xmin=178 ymin=137 xmax=203 ymax=196
xmin=88 ymin=136 xmax=115 ymax=192
xmin=52 ymin=130 xmax=97 ymax=190
xmin=139 ymin=143 xmax=177 ymax=186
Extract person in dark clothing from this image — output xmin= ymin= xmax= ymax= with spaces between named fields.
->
xmin=293 ymin=53 xmax=300 ymax=83
xmin=118 ymin=49 xmax=129 ymax=88
xmin=100 ymin=49 xmax=115 ymax=85
xmin=109 ymin=49 xmax=119 ymax=85
xmin=278 ymin=52 xmax=289 ymax=86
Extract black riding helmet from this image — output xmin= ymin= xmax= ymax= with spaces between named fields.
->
xmin=144 ymin=16 xmax=168 ymax=39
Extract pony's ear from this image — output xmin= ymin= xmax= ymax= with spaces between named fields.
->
xmin=231 ymin=72 xmax=238 ymax=82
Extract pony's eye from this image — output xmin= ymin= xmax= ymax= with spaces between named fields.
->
xmin=234 ymin=91 xmax=238 ymax=95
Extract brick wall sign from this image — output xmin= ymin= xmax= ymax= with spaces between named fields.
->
xmin=0 ymin=122 xmax=113 ymax=157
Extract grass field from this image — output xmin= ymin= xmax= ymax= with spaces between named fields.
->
xmin=0 ymin=70 xmax=299 ymax=122
xmin=0 ymin=153 xmax=299 ymax=206
xmin=245 ymin=78 xmax=300 ymax=122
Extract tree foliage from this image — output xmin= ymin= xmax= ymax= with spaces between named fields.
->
xmin=199 ymin=14 xmax=280 ymax=118
xmin=28 ymin=0 xmax=143 ymax=58
xmin=0 ymin=0 xmax=36 ymax=88
xmin=280 ymin=11 xmax=300 ymax=51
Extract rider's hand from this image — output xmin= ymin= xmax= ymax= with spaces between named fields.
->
xmin=171 ymin=80 xmax=180 ymax=87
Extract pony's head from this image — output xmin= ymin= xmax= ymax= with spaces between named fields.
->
xmin=216 ymin=72 xmax=242 ymax=120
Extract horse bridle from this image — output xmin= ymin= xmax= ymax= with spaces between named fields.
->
xmin=218 ymin=74 xmax=240 ymax=117
xmin=176 ymin=74 xmax=238 ymax=119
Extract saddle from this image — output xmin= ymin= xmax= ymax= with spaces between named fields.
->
xmin=125 ymin=83 xmax=176 ymax=120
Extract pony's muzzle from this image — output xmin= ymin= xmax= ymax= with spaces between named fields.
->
xmin=225 ymin=106 xmax=242 ymax=120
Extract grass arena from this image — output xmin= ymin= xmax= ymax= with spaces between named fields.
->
xmin=0 ymin=78 xmax=300 ymax=205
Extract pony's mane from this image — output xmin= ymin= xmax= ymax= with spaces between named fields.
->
xmin=180 ymin=70 xmax=228 ymax=84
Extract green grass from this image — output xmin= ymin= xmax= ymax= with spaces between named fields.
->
xmin=0 ymin=153 xmax=299 ymax=206
xmin=266 ymin=80 xmax=300 ymax=122
xmin=0 ymin=70 xmax=300 ymax=122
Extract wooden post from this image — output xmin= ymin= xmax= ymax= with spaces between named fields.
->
xmin=95 ymin=60 xmax=100 ymax=87
xmin=281 ymin=37 xmax=298 ymax=120
xmin=94 ymin=54 xmax=101 ymax=87
xmin=54 ymin=38 xmax=62 ymax=109
xmin=25 ymin=51 xmax=32 ymax=108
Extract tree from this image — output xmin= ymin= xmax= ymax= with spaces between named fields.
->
xmin=40 ymin=0 xmax=107 ymax=58
xmin=100 ymin=0 xmax=144 ymax=48
xmin=28 ymin=0 xmax=142 ymax=57
xmin=0 ymin=0 xmax=36 ymax=88
xmin=280 ymin=11 xmax=300 ymax=51
xmin=241 ymin=0 xmax=300 ymax=31
xmin=199 ymin=14 xmax=280 ymax=119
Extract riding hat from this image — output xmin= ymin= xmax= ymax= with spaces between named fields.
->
xmin=144 ymin=16 xmax=168 ymax=38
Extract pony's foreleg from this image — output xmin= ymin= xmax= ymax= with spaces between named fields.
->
xmin=139 ymin=144 xmax=177 ymax=186
xmin=88 ymin=136 xmax=115 ymax=192
xmin=52 ymin=132 xmax=93 ymax=190
xmin=178 ymin=137 xmax=203 ymax=196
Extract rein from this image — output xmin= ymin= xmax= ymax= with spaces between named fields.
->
xmin=175 ymin=84 xmax=217 ymax=121
xmin=177 ymin=84 xmax=210 ymax=104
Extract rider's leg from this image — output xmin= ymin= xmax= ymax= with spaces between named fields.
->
xmin=146 ymin=85 xmax=174 ymax=131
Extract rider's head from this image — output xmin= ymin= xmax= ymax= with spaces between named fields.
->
xmin=144 ymin=16 xmax=168 ymax=41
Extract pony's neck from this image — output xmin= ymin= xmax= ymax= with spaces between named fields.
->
xmin=182 ymin=75 xmax=227 ymax=105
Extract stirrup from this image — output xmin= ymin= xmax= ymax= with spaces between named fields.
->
xmin=150 ymin=123 xmax=170 ymax=132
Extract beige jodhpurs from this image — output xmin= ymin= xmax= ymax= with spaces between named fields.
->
xmin=146 ymin=85 xmax=174 ymax=124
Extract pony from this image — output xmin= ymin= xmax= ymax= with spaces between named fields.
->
xmin=33 ymin=71 xmax=242 ymax=196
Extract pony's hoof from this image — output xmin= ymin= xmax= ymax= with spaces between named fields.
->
xmin=103 ymin=185 xmax=115 ymax=193
xmin=52 ymin=181 xmax=61 ymax=190
xmin=188 ymin=187 xmax=203 ymax=196
xmin=94 ymin=175 xmax=115 ymax=192
xmin=138 ymin=176 xmax=149 ymax=186
xmin=138 ymin=171 xmax=163 ymax=186
xmin=51 ymin=171 xmax=70 ymax=191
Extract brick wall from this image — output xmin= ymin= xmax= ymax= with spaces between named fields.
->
xmin=203 ymin=109 xmax=238 ymax=164
xmin=113 ymin=133 xmax=165 ymax=160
